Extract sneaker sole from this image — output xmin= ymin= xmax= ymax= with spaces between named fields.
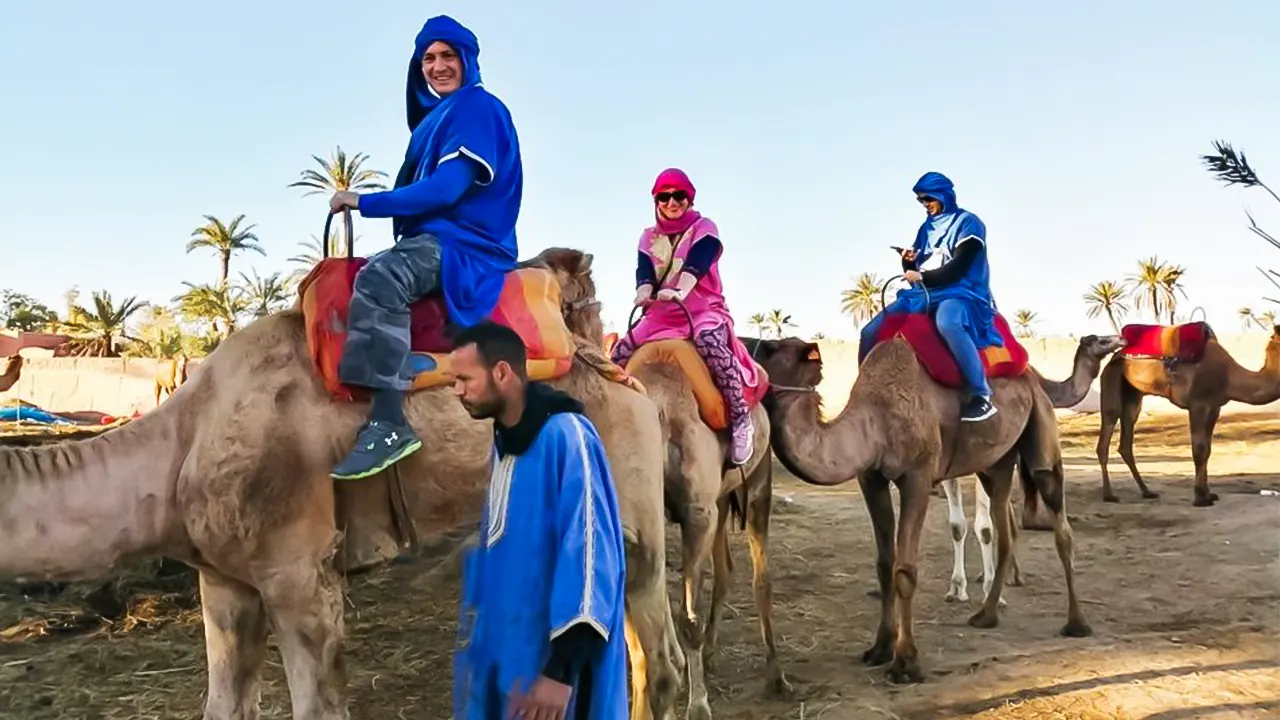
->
xmin=961 ymin=408 xmax=998 ymax=423
xmin=330 ymin=439 xmax=424 ymax=480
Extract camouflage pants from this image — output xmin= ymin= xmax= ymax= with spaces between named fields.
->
xmin=338 ymin=233 xmax=443 ymax=392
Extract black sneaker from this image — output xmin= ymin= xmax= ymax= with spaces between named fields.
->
xmin=961 ymin=396 xmax=997 ymax=423
xmin=330 ymin=419 xmax=423 ymax=480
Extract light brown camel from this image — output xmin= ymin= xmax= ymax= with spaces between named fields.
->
xmin=1097 ymin=324 xmax=1280 ymax=506
xmin=0 ymin=248 xmax=681 ymax=720
xmin=941 ymin=333 xmax=1125 ymax=606
xmin=0 ymin=354 xmax=22 ymax=393
xmin=153 ymin=353 xmax=190 ymax=407
xmin=750 ymin=336 xmax=1091 ymax=684
xmin=566 ymin=307 xmax=787 ymax=720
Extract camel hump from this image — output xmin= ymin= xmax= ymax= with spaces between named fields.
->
xmin=624 ymin=339 xmax=768 ymax=431
xmin=1119 ymin=321 xmax=1212 ymax=363
xmin=871 ymin=312 xmax=1028 ymax=391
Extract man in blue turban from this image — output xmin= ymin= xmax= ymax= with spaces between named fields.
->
xmin=327 ymin=15 xmax=523 ymax=479
xmin=859 ymin=172 xmax=1003 ymax=422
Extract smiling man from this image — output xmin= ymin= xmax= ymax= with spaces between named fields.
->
xmin=327 ymin=15 xmax=523 ymax=480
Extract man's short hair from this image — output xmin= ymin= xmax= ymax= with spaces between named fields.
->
xmin=451 ymin=321 xmax=528 ymax=381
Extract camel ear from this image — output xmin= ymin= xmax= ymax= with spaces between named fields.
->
xmin=805 ymin=343 xmax=822 ymax=361
xmin=578 ymin=252 xmax=594 ymax=274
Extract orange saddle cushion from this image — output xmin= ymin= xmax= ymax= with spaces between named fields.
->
xmin=624 ymin=339 xmax=769 ymax=431
xmin=297 ymin=258 xmax=574 ymax=401
xmin=1120 ymin=321 xmax=1212 ymax=363
xmin=874 ymin=312 xmax=1029 ymax=390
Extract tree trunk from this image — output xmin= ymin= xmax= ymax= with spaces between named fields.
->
xmin=220 ymin=252 xmax=230 ymax=286
xmin=1105 ymin=308 xmax=1121 ymax=334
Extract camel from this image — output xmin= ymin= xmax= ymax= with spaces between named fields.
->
xmin=153 ymin=353 xmax=190 ymax=407
xmin=573 ymin=308 xmax=787 ymax=720
xmin=1097 ymin=323 xmax=1280 ymax=506
xmin=0 ymin=354 xmax=21 ymax=393
xmin=0 ymin=247 xmax=682 ymax=720
xmin=749 ymin=336 xmax=1091 ymax=684
xmin=940 ymin=333 xmax=1125 ymax=607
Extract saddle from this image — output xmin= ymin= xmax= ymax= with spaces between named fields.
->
xmin=872 ymin=311 xmax=1029 ymax=390
xmin=296 ymin=256 xmax=575 ymax=402
xmin=1120 ymin=321 xmax=1214 ymax=364
xmin=623 ymin=339 xmax=769 ymax=431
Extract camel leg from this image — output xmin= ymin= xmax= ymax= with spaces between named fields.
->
xmin=1035 ymin=459 xmax=1092 ymax=637
xmin=255 ymin=557 xmax=348 ymax=720
xmin=1005 ymin=500 xmax=1024 ymax=587
xmin=968 ymin=460 xmax=1016 ymax=629
xmin=703 ymin=499 xmax=732 ymax=672
xmin=1189 ymin=404 xmax=1221 ymax=507
xmin=971 ymin=478 xmax=1007 ymax=608
xmin=743 ymin=471 xmax=793 ymax=698
xmin=941 ymin=477 xmax=970 ymax=603
xmin=1117 ymin=388 xmax=1158 ymax=499
xmin=1096 ymin=361 xmax=1123 ymax=502
xmin=858 ymin=472 xmax=896 ymax=668
xmin=678 ymin=501 xmax=718 ymax=720
xmin=624 ymin=530 xmax=681 ymax=720
xmin=888 ymin=475 xmax=929 ymax=684
xmin=200 ymin=569 xmax=269 ymax=720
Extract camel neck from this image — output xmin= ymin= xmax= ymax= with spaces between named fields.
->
xmin=769 ymin=389 xmax=882 ymax=487
xmin=0 ymin=412 xmax=185 ymax=581
xmin=1040 ymin=347 xmax=1102 ymax=409
xmin=1225 ymin=344 xmax=1280 ymax=405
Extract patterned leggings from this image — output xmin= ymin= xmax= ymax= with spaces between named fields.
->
xmin=611 ymin=323 xmax=750 ymax=430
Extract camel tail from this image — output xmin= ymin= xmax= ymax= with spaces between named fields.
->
xmin=1017 ymin=455 xmax=1042 ymax=517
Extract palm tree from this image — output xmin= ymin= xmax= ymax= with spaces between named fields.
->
xmin=1202 ymin=140 xmax=1280 ymax=303
xmin=1126 ymin=256 xmax=1186 ymax=324
xmin=810 ymin=331 xmax=826 ymax=341
xmin=1239 ymin=306 xmax=1277 ymax=330
xmin=289 ymin=146 xmax=388 ymax=257
xmin=840 ymin=272 xmax=884 ymax=325
xmin=239 ymin=269 xmax=291 ymax=317
xmin=1083 ymin=280 xmax=1130 ymax=333
xmin=1239 ymin=306 xmax=1259 ymax=330
xmin=175 ymin=282 xmax=250 ymax=337
xmin=187 ymin=214 xmax=266 ymax=286
xmin=57 ymin=291 xmax=149 ymax=357
xmin=747 ymin=313 xmax=767 ymax=338
xmin=1012 ymin=309 xmax=1038 ymax=338
xmin=765 ymin=309 xmax=795 ymax=339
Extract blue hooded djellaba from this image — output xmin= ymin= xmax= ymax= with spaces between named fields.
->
xmin=372 ymin=15 xmax=523 ymax=328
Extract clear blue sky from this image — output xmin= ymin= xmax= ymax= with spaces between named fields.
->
xmin=3 ymin=1 xmax=1278 ymax=340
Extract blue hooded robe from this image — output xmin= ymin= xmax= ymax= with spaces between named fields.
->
xmin=453 ymin=406 xmax=630 ymax=719
xmin=367 ymin=15 xmax=523 ymax=328
xmin=896 ymin=171 xmax=1003 ymax=351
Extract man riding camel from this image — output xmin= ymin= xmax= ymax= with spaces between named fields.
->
xmin=327 ymin=15 xmax=523 ymax=480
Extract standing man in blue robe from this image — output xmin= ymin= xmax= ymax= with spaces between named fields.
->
xmin=448 ymin=321 xmax=629 ymax=719
xmin=858 ymin=171 xmax=1003 ymax=422
xmin=327 ymin=15 xmax=523 ymax=479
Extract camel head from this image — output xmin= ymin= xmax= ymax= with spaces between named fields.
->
xmin=176 ymin=353 xmax=190 ymax=382
xmin=742 ymin=337 xmax=824 ymax=390
xmin=521 ymin=247 xmax=602 ymax=342
xmin=1078 ymin=334 xmax=1126 ymax=360
xmin=2 ymin=354 xmax=23 ymax=375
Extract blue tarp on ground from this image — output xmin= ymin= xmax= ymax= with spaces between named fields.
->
xmin=0 ymin=406 xmax=74 ymax=425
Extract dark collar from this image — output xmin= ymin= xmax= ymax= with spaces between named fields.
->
xmin=494 ymin=382 xmax=585 ymax=457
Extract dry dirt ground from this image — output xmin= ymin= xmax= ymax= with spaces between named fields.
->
xmin=2 ymin=412 xmax=1278 ymax=719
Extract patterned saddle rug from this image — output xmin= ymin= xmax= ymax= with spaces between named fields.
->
xmin=872 ymin=312 xmax=1029 ymax=390
xmin=1120 ymin=321 xmax=1214 ymax=364
xmin=624 ymin=339 xmax=770 ymax=431
xmin=296 ymin=257 xmax=575 ymax=401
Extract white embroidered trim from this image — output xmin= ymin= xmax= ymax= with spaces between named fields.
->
xmin=484 ymin=454 xmax=516 ymax=548
xmin=549 ymin=415 xmax=609 ymax=642
xmin=438 ymin=146 xmax=495 ymax=186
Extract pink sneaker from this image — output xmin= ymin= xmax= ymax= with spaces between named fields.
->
xmin=729 ymin=415 xmax=754 ymax=466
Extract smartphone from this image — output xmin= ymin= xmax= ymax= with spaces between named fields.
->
xmin=890 ymin=245 xmax=907 ymax=254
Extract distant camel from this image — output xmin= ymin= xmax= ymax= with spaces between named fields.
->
xmin=1097 ymin=323 xmax=1280 ymax=506
xmin=153 ymin=354 xmax=189 ymax=407
xmin=0 ymin=355 xmax=22 ymax=393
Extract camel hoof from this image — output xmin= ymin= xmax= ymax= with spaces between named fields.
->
xmin=944 ymin=587 xmax=969 ymax=603
xmin=1061 ymin=618 xmax=1093 ymax=638
xmin=967 ymin=609 xmax=999 ymax=629
xmin=886 ymin=657 xmax=925 ymax=685
xmin=686 ymin=702 xmax=713 ymax=720
xmin=1192 ymin=495 xmax=1217 ymax=508
xmin=767 ymin=674 xmax=795 ymax=699
xmin=1008 ymin=573 xmax=1025 ymax=588
xmin=1103 ymin=494 xmax=1120 ymax=503
xmin=1141 ymin=491 xmax=1161 ymax=500
xmin=861 ymin=641 xmax=893 ymax=667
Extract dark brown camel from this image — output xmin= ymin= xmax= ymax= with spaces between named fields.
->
xmin=0 ymin=355 xmax=22 ymax=393
xmin=1097 ymin=325 xmax=1280 ymax=506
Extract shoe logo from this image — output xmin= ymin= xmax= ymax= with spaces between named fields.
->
xmin=385 ymin=432 xmax=399 ymax=445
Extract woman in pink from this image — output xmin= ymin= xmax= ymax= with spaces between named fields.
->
xmin=610 ymin=168 xmax=762 ymax=465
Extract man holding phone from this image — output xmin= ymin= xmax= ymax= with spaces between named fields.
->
xmin=860 ymin=172 xmax=1003 ymax=423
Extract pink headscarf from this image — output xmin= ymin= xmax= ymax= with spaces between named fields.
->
xmin=651 ymin=167 xmax=703 ymax=236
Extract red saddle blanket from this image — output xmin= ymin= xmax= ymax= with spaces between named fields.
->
xmin=296 ymin=257 xmax=574 ymax=401
xmin=1120 ymin=321 xmax=1212 ymax=363
xmin=873 ymin=312 xmax=1029 ymax=390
